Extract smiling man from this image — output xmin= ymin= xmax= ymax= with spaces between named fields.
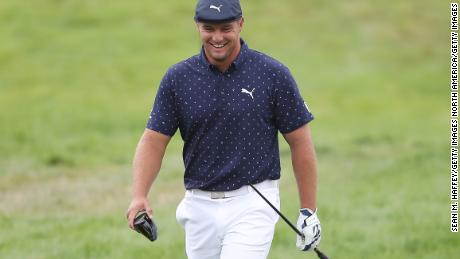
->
xmin=126 ymin=0 xmax=322 ymax=258
xmin=197 ymin=19 xmax=242 ymax=71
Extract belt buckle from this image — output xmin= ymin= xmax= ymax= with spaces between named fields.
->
xmin=210 ymin=192 xmax=225 ymax=199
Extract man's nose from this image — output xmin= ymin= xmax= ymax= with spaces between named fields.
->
xmin=211 ymin=31 xmax=224 ymax=42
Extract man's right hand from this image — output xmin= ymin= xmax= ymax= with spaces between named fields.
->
xmin=126 ymin=197 xmax=153 ymax=229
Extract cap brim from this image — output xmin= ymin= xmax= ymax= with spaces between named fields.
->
xmin=194 ymin=15 xmax=242 ymax=24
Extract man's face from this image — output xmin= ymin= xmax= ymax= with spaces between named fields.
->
xmin=196 ymin=19 xmax=244 ymax=64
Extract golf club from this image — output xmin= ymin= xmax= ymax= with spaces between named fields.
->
xmin=249 ymin=184 xmax=329 ymax=259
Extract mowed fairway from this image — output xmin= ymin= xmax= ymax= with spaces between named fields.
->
xmin=0 ymin=0 xmax=453 ymax=258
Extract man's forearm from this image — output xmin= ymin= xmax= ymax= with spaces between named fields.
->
xmin=291 ymin=143 xmax=318 ymax=210
xmin=132 ymin=130 xmax=169 ymax=198
xmin=283 ymin=125 xmax=318 ymax=210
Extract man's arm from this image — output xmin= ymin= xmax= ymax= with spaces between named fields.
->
xmin=127 ymin=128 xmax=171 ymax=229
xmin=282 ymin=124 xmax=317 ymax=211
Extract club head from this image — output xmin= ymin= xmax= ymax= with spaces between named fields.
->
xmin=133 ymin=210 xmax=157 ymax=241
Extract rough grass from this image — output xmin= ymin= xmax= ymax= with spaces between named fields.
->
xmin=0 ymin=0 xmax=453 ymax=258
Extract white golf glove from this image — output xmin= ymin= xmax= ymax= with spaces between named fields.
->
xmin=296 ymin=208 xmax=321 ymax=251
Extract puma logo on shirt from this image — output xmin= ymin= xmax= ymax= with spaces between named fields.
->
xmin=241 ymin=88 xmax=255 ymax=100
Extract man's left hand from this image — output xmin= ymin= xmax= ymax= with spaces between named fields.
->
xmin=296 ymin=208 xmax=321 ymax=251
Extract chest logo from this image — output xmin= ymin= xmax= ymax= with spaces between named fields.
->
xmin=241 ymin=88 xmax=255 ymax=100
xmin=210 ymin=4 xmax=223 ymax=12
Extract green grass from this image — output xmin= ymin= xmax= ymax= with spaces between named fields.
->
xmin=0 ymin=0 xmax=453 ymax=258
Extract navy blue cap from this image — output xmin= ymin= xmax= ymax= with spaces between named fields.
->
xmin=194 ymin=0 xmax=242 ymax=23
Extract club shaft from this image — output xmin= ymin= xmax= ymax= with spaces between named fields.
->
xmin=249 ymin=184 xmax=329 ymax=259
xmin=249 ymin=184 xmax=304 ymax=237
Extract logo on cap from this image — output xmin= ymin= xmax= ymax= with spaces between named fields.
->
xmin=210 ymin=4 xmax=223 ymax=12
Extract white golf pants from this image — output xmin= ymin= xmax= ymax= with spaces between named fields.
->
xmin=176 ymin=180 xmax=280 ymax=259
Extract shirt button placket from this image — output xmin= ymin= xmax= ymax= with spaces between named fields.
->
xmin=218 ymin=72 xmax=226 ymax=104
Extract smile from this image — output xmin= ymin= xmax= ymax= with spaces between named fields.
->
xmin=210 ymin=42 xmax=228 ymax=49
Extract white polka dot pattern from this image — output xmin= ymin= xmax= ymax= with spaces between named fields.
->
xmin=147 ymin=39 xmax=314 ymax=191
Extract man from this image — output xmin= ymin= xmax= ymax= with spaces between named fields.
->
xmin=127 ymin=0 xmax=322 ymax=258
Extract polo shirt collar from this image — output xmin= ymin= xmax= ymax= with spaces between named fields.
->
xmin=199 ymin=38 xmax=248 ymax=71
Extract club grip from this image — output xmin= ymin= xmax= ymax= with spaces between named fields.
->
xmin=314 ymin=248 xmax=329 ymax=259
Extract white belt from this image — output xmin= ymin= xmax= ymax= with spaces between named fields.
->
xmin=187 ymin=180 xmax=278 ymax=199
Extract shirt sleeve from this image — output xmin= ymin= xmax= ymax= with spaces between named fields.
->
xmin=146 ymin=69 xmax=179 ymax=136
xmin=273 ymin=66 xmax=314 ymax=134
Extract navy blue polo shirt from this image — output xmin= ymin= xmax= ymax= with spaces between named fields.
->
xmin=147 ymin=39 xmax=314 ymax=191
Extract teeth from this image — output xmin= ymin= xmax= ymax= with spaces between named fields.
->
xmin=212 ymin=43 xmax=225 ymax=48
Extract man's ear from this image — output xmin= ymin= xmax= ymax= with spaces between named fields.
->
xmin=239 ymin=17 xmax=244 ymax=31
